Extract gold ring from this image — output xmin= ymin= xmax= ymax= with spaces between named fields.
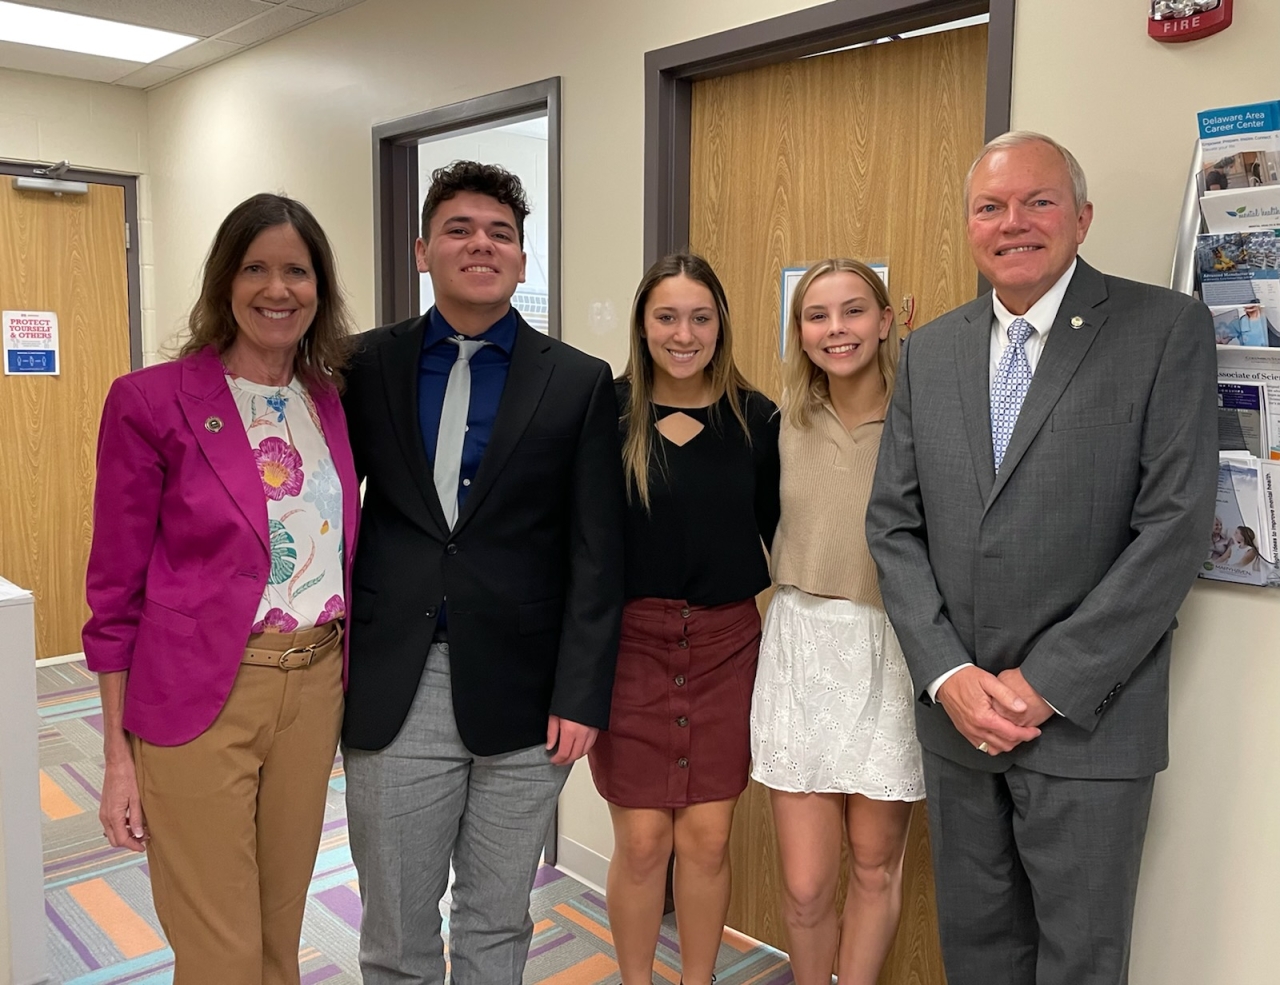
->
xmin=977 ymin=741 xmax=990 ymax=753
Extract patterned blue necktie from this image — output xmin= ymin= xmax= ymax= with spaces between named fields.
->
xmin=990 ymin=316 xmax=1035 ymax=473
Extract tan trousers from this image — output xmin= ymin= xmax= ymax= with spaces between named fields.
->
xmin=134 ymin=624 xmax=344 ymax=985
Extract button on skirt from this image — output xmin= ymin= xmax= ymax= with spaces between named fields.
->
xmin=588 ymin=596 xmax=761 ymax=809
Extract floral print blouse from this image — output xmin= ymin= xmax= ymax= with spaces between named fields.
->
xmin=226 ymin=374 xmax=345 ymax=633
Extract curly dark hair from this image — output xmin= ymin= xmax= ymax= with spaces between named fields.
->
xmin=420 ymin=160 xmax=530 ymax=247
xmin=179 ymin=193 xmax=354 ymax=391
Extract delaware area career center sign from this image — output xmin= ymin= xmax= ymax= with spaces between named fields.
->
xmin=3 ymin=310 xmax=60 ymax=375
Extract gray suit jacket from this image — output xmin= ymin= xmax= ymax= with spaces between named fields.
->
xmin=866 ymin=259 xmax=1217 ymax=779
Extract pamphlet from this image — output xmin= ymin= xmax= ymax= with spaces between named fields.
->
xmin=1218 ymin=382 xmax=1266 ymax=458
xmin=1217 ymin=345 xmax=1280 ymax=461
xmin=1211 ymin=303 xmax=1275 ymax=347
xmin=1196 ymin=232 xmax=1280 ymax=339
xmin=1200 ymin=456 xmax=1280 ymax=587
xmin=1198 ymin=101 xmax=1280 ymax=193
xmin=1201 ymin=185 xmax=1280 ymax=233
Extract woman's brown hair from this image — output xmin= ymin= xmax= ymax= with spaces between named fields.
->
xmin=780 ymin=258 xmax=899 ymax=429
xmin=619 ymin=253 xmax=755 ymax=509
xmin=179 ymin=193 xmax=354 ymax=390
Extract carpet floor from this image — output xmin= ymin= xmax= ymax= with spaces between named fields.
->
xmin=36 ymin=659 xmax=795 ymax=984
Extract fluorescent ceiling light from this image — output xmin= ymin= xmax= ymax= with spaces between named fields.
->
xmin=805 ymin=13 xmax=990 ymax=59
xmin=0 ymin=1 xmax=197 ymax=63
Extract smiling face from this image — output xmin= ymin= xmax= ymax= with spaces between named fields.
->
xmin=967 ymin=140 xmax=1093 ymax=315
xmin=798 ymin=270 xmax=892 ymax=385
xmin=643 ymin=274 xmax=719 ymax=387
xmin=229 ymin=223 xmax=319 ymax=363
xmin=416 ymin=190 xmax=526 ymax=326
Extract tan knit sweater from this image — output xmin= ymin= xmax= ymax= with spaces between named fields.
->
xmin=770 ymin=404 xmax=885 ymax=609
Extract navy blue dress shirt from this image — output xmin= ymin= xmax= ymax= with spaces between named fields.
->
xmin=418 ymin=306 xmax=517 ymax=510
xmin=419 ymin=306 xmax=516 ymax=633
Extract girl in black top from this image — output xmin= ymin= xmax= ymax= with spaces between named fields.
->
xmin=587 ymin=254 xmax=779 ymax=985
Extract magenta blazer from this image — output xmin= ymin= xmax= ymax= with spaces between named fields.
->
xmin=83 ymin=345 xmax=359 ymax=746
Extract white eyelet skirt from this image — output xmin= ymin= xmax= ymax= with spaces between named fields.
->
xmin=750 ymin=586 xmax=925 ymax=801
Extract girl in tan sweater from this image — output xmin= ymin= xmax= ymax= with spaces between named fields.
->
xmin=749 ymin=258 xmax=924 ymax=985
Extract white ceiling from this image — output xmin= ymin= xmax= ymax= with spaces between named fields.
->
xmin=0 ymin=0 xmax=367 ymax=89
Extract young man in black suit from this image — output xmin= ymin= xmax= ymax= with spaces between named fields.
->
xmin=341 ymin=161 xmax=625 ymax=985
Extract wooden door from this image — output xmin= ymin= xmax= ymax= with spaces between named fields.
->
xmin=689 ymin=23 xmax=989 ymax=982
xmin=0 ymin=180 xmax=131 ymax=658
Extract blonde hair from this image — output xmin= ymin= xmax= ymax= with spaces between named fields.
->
xmin=619 ymin=253 xmax=755 ymax=510
xmin=781 ymin=258 xmax=899 ymax=430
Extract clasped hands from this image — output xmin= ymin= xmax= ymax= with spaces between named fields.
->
xmin=936 ymin=665 xmax=1054 ymax=757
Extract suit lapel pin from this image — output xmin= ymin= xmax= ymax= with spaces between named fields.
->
xmin=1070 ymin=315 xmax=1084 ymax=329
xmin=205 ymin=416 xmax=223 ymax=433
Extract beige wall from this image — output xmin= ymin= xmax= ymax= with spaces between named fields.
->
xmin=144 ymin=0 xmax=817 ymax=361
xmin=1011 ymin=4 xmax=1279 ymax=982
xmin=0 ymin=68 xmax=162 ymax=363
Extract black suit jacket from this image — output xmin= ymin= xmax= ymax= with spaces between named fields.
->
xmin=342 ymin=312 xmax=626 ymax=754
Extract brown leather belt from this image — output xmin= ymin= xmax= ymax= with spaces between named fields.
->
xmin=241 ymin=623 xmax=342 ymax=670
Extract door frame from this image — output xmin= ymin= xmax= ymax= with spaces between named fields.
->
xmin=371 ymin=77 xmax=562 ymax=334
xmin=644 ymin=0 xmax=1016 ymax=266
xmin=0 ymin=161 xmax=143 ymax=370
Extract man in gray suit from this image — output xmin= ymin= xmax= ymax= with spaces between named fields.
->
xmin=866 ymin=132 xmax=1217 ymax=985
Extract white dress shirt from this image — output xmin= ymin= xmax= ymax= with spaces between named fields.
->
xmin=926 ymin=259 xmax=1078 ymax=706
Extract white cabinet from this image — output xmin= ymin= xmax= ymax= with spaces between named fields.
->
xmin=0 ymin=577 xmax=49 ymax=985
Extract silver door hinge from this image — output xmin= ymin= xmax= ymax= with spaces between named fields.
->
xmin=125 ymin=221 xmax=131 ymax=250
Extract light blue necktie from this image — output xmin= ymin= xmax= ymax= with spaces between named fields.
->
xmin=433 ymin=337 xmax=487 ymax=528
xmin=990 ymin=316 xmax=1035 ymax=473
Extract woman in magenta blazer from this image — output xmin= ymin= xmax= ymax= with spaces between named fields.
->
xmin=84 ymin=193 xmax=358 ymax=985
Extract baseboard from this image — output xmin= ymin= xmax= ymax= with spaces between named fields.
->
xmin=554 ymin=835 xmax=609 ymax=894
xmin=37 ymin=651 xmax=85 ymax=666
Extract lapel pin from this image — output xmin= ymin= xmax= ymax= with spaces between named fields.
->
xmin=1070 ymin=316 xmax=1084 ymax=329
xmin=205 ymin=416 xmax=223 ymax=433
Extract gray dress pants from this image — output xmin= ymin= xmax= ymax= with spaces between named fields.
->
xmin=344 ymin=644 xmax=570 ymax=985
xmin=922 ymin=749 xmax=1155 ymax=985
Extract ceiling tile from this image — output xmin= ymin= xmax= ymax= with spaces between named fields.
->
xmin=9 ymin=0 xmax=280 ymax=38
xmin=0 ymin=39 xmax=140 ymax=84
xmin=155 ymin=37 xmax=244 ymax=71
xmin=112 ymin=62 xmax=181 ymax=88
xmin=216 ymin=3 xmax=314 ymax=45
xmin=0 ymin=0 xmax=369 ymax=87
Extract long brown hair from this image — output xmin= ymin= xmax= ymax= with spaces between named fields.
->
xmin=619 ymin=253 xmax=755 ymax=509
xmin=781 ymin=258 xmax=899 ymax=429
xmin=179 ymin=193 xmax=354 ymax=390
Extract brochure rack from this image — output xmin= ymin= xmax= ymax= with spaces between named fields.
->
xmin=1173 ymin=139 xmax=1280 ymax=588
xmin=1171 ymin=141 xmax=1204 ymax=297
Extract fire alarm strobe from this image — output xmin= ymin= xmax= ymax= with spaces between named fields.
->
xmin=1149 ymin=0 xmax=1233 ymax=43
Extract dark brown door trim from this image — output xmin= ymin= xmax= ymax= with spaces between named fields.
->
xmin=644 ymin=0 xmax=1016 ymax=265
xmin=371 ymin=77 xmax=562 ymax=333
xmin=0 ymin=161 xmax=144 ymax=370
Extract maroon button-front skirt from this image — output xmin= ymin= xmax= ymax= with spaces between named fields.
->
xmin=588 ymin=596 xmax=761 ymax=809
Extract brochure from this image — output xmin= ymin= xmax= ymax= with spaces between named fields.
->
xmin=1198 ymin=101 xmax=1280 ymax=192
xmin=1201 ymin=185 xmax=1280 ymax=233
xmin=1211 ymin=303 xmax=1275 ymax=347
xmin=1217 ymin=345 xmax=1280 ymax=460
xmin=1218 ymin=382 xmax=1266 ymax=458
xmin=1200 ymin=455 xmax=1280 ymax=587
xmin=1196 ymin=232 xmax=1280 ymax=337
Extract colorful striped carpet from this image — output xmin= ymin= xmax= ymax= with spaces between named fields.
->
xmin=36 ymin=659 xmax=796 ymax=984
